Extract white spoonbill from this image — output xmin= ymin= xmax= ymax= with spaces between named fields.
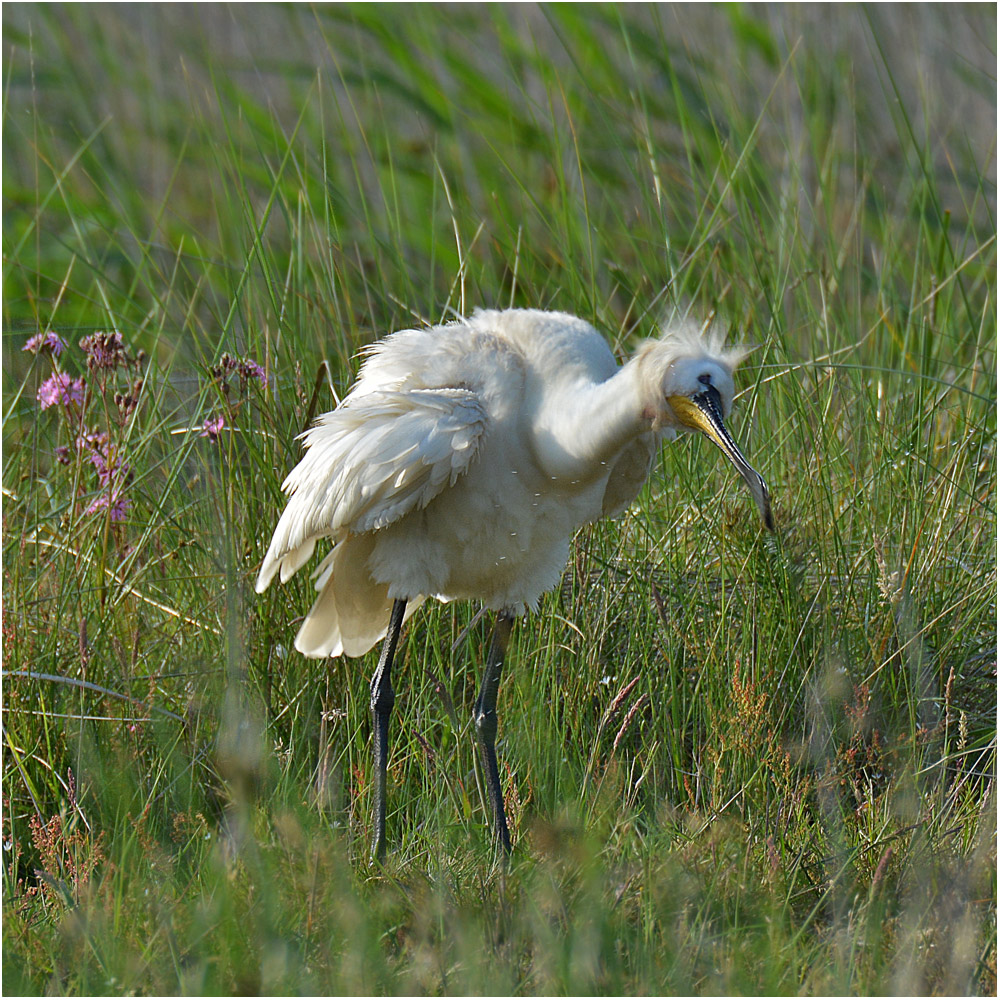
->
xmin=256 ymin=308 xmax=773 ymax=859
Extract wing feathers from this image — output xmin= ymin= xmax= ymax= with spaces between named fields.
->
xmin=256 ymin=388 xmax=487 ymax=593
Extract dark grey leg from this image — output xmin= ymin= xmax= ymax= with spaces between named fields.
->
xmin=472 ymin=612 xmax=515 ymax=852
xmin=370 ymin=598 xmax=407 ymax=863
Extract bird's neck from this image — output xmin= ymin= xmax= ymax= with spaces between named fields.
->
xmin=530 ymin=364 xmax=661 ymax=483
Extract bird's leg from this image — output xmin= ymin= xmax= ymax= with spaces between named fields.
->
xmin=472 ymin=612 xmax=515 ymax=853
xmin=369 ymin=598 xmax=407 ymax=864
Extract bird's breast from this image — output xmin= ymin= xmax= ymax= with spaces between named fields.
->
xmin=367 ymin=441 xmax=609 ymax=613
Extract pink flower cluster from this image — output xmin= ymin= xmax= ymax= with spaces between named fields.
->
xmin=36 ymin=371 xmax=86 ymax=410
xmin=212 ymin=352 xmax=267 ymax=391
xmin=23 ymin=331 xmax=66 ymax=357
xmin=85 ymin=490 xmax=131 ymax=522
xmin=78 ymin=330 xmax=141 ymax=372
xmin=57 ymin=428 xmax=133 ymax=521
xmin=82 ymin=429 xmax=133 ymax=521
xmin=25 ymin=327 xmax=267 ymax=521
xmin=199 ymin=413 xmax=226 ymax=442
xmin=201 ymin=351 xmax=265 ymax=443
xmin=26 ymin=327 xmax=140 ymax=523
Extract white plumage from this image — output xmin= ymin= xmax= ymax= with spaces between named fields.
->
xmin=256 ymin=308 xmax=772 ymax=658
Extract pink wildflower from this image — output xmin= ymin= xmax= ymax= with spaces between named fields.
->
xmin=238 ymin=359 xmax=266 ymax=386
xmin=200 ymin=414 xmax=225 ymax=441
xmin=79 ymin=330 xmax=126 ymax=371
xmin=76 ymin=428 xmax=109 ymax=455
xmin=23 ymin=331 xmax=66 ymax=357
xmin=212 ymin=353 xmax=266 ymax=390
xmin=86 ymin=490 xmax=131 ymax=522
xmin=74 ymin=429 xmax=132 ymax=515
xmin=88 ymin=449 xmax=130 ymax=488
xmin=37 ymin=372 xmax=86 ymax=410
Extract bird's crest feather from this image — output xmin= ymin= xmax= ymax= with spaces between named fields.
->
xmin=652 ymin=318 xmax=750 ymax=370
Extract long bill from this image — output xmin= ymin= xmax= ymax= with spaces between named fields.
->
xmin=669 ymin=389 xmax=775 ymax=531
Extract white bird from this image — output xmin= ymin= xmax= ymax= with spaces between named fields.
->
xmin=256 ymin=308 xmax=773 ymax=859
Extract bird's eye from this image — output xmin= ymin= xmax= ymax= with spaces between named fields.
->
xmin=698 ymin=373 xmax=713 ymax=386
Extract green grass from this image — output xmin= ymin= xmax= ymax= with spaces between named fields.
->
xmin=3 ymin=4 xmax=996 ymax=995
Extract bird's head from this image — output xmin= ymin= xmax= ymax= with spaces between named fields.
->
xmin=635 ymin=322 xmax=774 ymax=531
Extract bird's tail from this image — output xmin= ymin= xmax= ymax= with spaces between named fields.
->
xmin=294 ymin=532 xmax=424 ymax=658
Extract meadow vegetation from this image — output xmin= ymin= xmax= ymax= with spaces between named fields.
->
xmin=2 ymin=5 xmax=996 ymax=994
